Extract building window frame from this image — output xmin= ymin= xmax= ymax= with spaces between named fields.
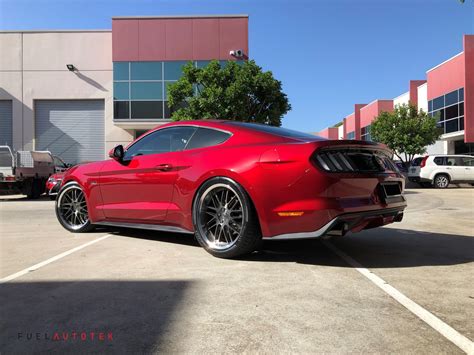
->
xmin=428 ymin=88 xmax=464 ymax=135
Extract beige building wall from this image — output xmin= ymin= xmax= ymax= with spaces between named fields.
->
xmin=0 ymin=30 xmax=133 ymax=154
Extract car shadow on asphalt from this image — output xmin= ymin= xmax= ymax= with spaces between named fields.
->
xmin=0 ymin=280 xmax=191 ymax=353
xmin=250 ymin=227 xmax=474 ymax=268
xmin=96 ymin=226 xmax=473 ymax=269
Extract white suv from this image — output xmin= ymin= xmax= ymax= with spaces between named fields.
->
xmin=408 ymin=155 xmax=474 ymax=188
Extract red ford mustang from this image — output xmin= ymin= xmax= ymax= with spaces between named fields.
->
xmin=55 ymin=120 xmax=406 ymax=258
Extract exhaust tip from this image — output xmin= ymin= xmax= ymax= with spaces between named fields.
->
xmin=326 ymin=221 xmax=349 ymax=237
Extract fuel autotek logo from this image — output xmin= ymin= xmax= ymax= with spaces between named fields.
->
xmin=17 ymin=331 xmax=113 ymax=342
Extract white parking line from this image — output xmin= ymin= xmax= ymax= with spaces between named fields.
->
xmin=0 ymin=235 xmax=112 ymax=284
xmin=323 ymin=241 xmax=474 ymax=355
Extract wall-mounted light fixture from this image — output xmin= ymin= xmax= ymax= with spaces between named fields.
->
xmin=66 ymin=64 xmax=76 ymax=72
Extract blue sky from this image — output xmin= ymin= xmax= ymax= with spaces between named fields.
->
xmin=0 ymin=0 xmax=473 ymax=132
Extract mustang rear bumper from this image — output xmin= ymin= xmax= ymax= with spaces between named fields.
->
xmin=264 ymin=206 xmax=405 ymax=240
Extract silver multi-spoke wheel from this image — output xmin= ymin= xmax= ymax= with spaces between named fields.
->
xmin=435 ymin=175 xmax=449 ymax=188
xmin=197 ymin=184 xmax=244 ymax=250
xmin=57 ymin=185 xmax=89 ymax=231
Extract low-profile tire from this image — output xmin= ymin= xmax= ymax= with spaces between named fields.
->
xmin=433 ymin=174 xmax=450 ymax=189
xmin=55 ymin=181 xmax=94 ymax=233
xmin=192 ymin=177 xmax=262 ymax=259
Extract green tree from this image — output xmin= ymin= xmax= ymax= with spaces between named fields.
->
xmin=371 ymin=103 xmax=442 ymax=166
xmin=167 ymin=60 xmax=291 ymax=126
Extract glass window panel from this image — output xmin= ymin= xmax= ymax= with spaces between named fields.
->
xmin=114 ymin=101 xmax=129 ymax=119
xmin=113 ymin=82 xmax=129 ymax=100
xmin=433 ymin=109 xmax=444 ymax=121
xmin=445 ymin=119 xmax=459 ymax=133
xmin=164 ymin=61 xmax=188 ymax=80
xmin=131 ymin=82 xmax=163 ymax=100
xmin=113 ymin=62 xmax=129 ymax=80
xmin=445 ymin=90 xmax=458 ymax=106
xmin=433 ymin=96 xmax=444 ymax=110
xmin=428 ymin=100 xmax=433 ymax=112
xmin=124 ymin=127 xmax=197 ymax=159
xmin=445 ymin=104 xmax=458 ymax=120
xmin=461 ymin=157 xmax=474 ymax=166
xmin=436 ymin=121 xmax=444 ymax=130
xmin=131 ymin=101 xmax=163 ymax=119
xmin=186 ymin=128 xmax=231 ymax=150
xmin=460 ymin=116 xmax=464 ymax=131
xmin=130 ymin=62 xmax=162 ymax=80
xmin=459 ymin=88 xmax=464 ymax=101
xmin=459 ymin=102 xmax=464 ymax=116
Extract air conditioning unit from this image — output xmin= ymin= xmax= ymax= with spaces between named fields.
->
xmin=230 ymin=49 xmax=244 ymax=58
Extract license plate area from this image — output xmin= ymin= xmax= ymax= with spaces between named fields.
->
xmin=379 ymin=182 xmax=404 ymax=204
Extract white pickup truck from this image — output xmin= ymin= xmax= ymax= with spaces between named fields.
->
xmin=0 ymin=146 xmax=56 ymax=198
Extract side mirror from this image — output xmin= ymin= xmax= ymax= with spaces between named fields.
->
xmin=109 ymin=145 xmax=124 ymax=161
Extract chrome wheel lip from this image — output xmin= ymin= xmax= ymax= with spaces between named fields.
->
xmin=197 ymin=183 xmax=244 ymax=251
xmin=57 ymin=184 xmax=89 ymax=231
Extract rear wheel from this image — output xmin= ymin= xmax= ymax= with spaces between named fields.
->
xmin=55 ymin=182 xmax=94 ymax=232
xmin=192 ymin=177 xmax=261 ymax=258
xmin=434 ymin=174 xmax=450 ymax=189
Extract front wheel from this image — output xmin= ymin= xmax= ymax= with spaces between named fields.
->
xmin=55 ymin=182 xmax=94 ymax=232
xmin=192 ymin=177 xmax=261 ymax=258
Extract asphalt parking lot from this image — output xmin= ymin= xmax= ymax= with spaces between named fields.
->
xmin=0 ymin=188 xmax=473 ymax=353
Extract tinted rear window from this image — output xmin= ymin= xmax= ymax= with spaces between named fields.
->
xmin=185 ymin=128 xmax=231 ymax=150
xmin=225 ymin=122 xmax=321 ymax=140
xmin=411 ymin=157 xmax=423 ymax=166
xmin=433 ymin=157 xmax=445 ymax=165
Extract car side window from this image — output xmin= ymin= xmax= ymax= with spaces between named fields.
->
xmin=433 ymin=157 xmax=445 ymax=165
xmin=185 ymin=128 xmax=231 ymax=150
xmin=124 ymin=127 xmax=197 ymax=159
xmin=461 ymin=157 xmax=474 ymax=166
xmin=445 ymin=157 xmax=459 ymax=166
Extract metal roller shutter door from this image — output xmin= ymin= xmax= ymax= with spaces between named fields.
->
xmin=0 ymin=100 xmax=13 ymax=147
xmin=35 ymin=100 xmax=105 ymax=164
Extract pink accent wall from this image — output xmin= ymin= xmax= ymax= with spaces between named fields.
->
xmin=409 ymin=80 xmax=426 ymax=107
xmin=427 ymin=53 xmax=465 ymax=100
xmin=345 ymin=113 xmax=356 ymax=135
xmin=112 ymin=17 xmax=248 ymax=61
xmin=464 ymin=35 xmax=474 ymax=143
xmin=112 ymin=19 xmax=139 ymax=61
xmin=360 ymin=100 xmax=393 ymax=128
xmin=317 ymin=127 xmax=339 ymax=139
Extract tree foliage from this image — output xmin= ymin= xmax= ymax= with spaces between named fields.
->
xmin=371 ymin=103 xmax=442 ymax=165
xmin=167 ymin=60 xmax=291 ymax=126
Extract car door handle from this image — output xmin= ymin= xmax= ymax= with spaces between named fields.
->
xmin=446 ymin=167 xmax=452 ymax=170
xmin=155 ymin=164 xmax=173 ymax=172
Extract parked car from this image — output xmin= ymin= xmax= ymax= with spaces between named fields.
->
xmin=408 ymin=155 xmax=474 ymax=188
xmin=0 ymin=146 xmax=55 ymax=198
xmin=46 ymin=172 xmax=66 ymax=200
xmin=393 ymin=160 xmax=408 ymax=173
xmin=53 ymin=155 xmax=71 ymax=173
xmin=54 ymin=121 xmax=407 ymax=258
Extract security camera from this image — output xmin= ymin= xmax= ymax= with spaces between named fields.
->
xmin=230 ymin=49 xmax=244 ymax=58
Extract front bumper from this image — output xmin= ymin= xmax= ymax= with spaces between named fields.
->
xmin=265 ymin=206 xmax=405 ymax=240
xmin=47 ymin=181 xmax=61 ymax=196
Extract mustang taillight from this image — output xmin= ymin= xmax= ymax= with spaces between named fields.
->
xmin=312 ymin=148 xmax=393 ymax=173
